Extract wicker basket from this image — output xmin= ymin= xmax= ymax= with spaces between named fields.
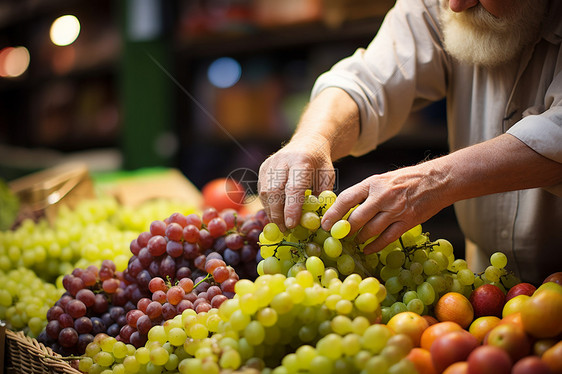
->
xmin=1 ymin=324 xmax=81 ymax=374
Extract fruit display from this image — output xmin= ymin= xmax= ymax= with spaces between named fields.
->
xmin=1 ymin=187 xmax=561 ymax=374
xmin=37 ymin=207 xmax=264 ymax=356
xmin=0 ymin=194 xmax=199 ymax=340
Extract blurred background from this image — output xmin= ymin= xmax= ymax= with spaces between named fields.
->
xmin=0 ymin=0 xmax=463 ymax=252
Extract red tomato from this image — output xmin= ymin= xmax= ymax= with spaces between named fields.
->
xmin=202 ymin=178 xmax=245 ymax=212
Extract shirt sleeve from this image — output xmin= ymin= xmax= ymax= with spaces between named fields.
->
xmin=507 ymin=71 xmax=562 ymax=164
xmin=311 ymin=0 xmax=449 ymax=156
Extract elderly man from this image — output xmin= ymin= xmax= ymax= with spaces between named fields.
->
xmin=258 ymin=0 xmax=562 ymax=284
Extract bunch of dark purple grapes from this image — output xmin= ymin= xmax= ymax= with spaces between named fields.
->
xmin=123 ymin=208 xmax=266 ymax=305
xmin=38 ymin=260 xmax=129 ymax=356
xmin=114 ymin=208 xmax=267 ymax=347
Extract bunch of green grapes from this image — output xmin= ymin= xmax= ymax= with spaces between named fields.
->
xmin=111 ymin=198 xmax=199 ymax=234
xmin=0 ymin=199 xmax=136 ymax=284
xmin=258 ymin=190 xmax=371 ymax=280
xmin=256 ymin=190 xmax=519 ymax=325
xmin=367 ymin=226 xmax=520 ymax=323
xmin=0 ymin=195 xmax=198 ymax=285
xmin=79 ymin=270 xmax=390 ymax=373
xmin=0 ymin=267 xmax=64 ymax=337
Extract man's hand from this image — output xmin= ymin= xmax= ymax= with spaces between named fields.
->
xmin=321 ymin=163 xmax=451 ymax=254
xmin=258 ymin=136 xmax=335 ymax=232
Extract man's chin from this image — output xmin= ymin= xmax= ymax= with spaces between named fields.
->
xmin=439 ymin=0 xmax=545 ymax=68
xmin=442 ymin=27 xmax=522 ymax=68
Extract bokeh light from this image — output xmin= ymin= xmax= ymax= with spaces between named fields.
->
xmin=50 ymin=15 xmax=81 ymax=46
xmin=207 ymin=57 xmax=242 ymax=88
xmin=0 ymin=46 xmax=30 ymax=78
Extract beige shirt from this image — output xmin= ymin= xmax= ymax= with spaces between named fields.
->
xmin=311 ymin=0 xmax=562 ymax=284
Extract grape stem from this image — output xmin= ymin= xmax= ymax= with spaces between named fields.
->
xmin=259 ymin=240 xmax=306 ymax=250
xmin=194 ymin=273 xmax=212 ymax=288
xmin=259 ymin=239 xmax=306 ymax=261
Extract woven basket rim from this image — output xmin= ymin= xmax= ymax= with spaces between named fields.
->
xmin=5 ymin=328 xmax=82 ymax=374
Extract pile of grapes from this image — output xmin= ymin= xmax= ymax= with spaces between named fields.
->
xmin=257 ymin=190 xmax=519 ymax=323
xmin=44 ymin=190 xmax=517 ymax=374
xmin=39 ymin=207 xmax=265 ymax=355
xmin=0 ymin=196 xmax=204 ymax=339
xmin=0 ymin=187 xmax=524 ymax=374
xmin=78 ymin=271 xmax=394 ymax=374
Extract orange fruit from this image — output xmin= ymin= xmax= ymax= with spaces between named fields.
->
xmin=442 ymin=361 xmax=468 ymax=374
xmin=406 ymin=347 xmax=438 ymax=374
xmin=420 ymin=321 xmax=463 ymax=351
xmin=520 ymin=289 xmax=562 ymax=338
xmin=434 ymin=292 xmax=474 ymax=329
xmin=387 ymin=311 xmax=429 ymax=347
xmin=468 ymin=316 xmax=501 ymax=343
xmin=542 ymin=341 xmax=562 ymax=374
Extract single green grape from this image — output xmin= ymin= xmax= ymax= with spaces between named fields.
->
xmin=305 ymin=256 xmax=325 ymax=278
xmin=417 ymin=282 xmax=436 ymax=305
xmin=457 ymin=268 xmax=475 ymax=286
xmin=490 ymin=252 xmax=508 ymax=269
xmin=358 ymin=277 xmax=380 ymax=294
xmin=385 ymin=276 xmax=403 ymax=295
xmin=318 ymin=190 xmax=337 ymax=211
xmin=302 ymin=194 xmax=321 ymax=212
xmin=301 ymin=212 xmax=321 ymax=231
xmin=263 ymin=223 xmax=284 ymax=242
xmin=239 ymin=293 xmax=259 ymax=315
xmin=407 ymin=298 xmax=424 ymax=314
xmin=244 ymin=320 xmax=265 ymax=346
xmin=390 ymin=301 xmax=408 ymax=316
xmin=336 ymin=254 xmax=355 ymax=275
xmin=484 ymin=265 xmax=501 ymax=283
xmin=386 ymin=250 xmax=406 ymax=268
xmin=354 ymin=293 xmax=378 ymax=313
xmin=316 ymin=333 xmax=343 ymax=361
xmin=423 ymin=259 xmax=440 ymax=276
xmin=323 ymin=237 xmax=343 ymax=258
xmin=330 ymin=220 xmax=351 ymax=239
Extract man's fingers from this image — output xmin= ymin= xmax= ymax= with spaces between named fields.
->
xmin=258 ymin=160 xmax=288 ymax=231
xmin=321 ymin=185 xmax=367 ymax=231
xmin=284 ymin=165 xmax=314 ymax=229
xmin=363 ymin=221 xmax=408 ymax=255
xmin=352 ymin=210 xmax=390 ymax=243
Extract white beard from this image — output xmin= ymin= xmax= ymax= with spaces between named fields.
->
xmin=439 ymin=0 xmax=546 ymax=68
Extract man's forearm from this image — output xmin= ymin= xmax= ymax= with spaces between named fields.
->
xmin=428 ymin=134 xmax=562 ymax=206
xmin=290 ymin=87 xmax=361 ymax=161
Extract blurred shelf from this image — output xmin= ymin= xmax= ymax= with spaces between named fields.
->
xmin=0 ymin=0 xmax=81 ymax=29
xmin=176 ymin=17 xmax=383 ymax=58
